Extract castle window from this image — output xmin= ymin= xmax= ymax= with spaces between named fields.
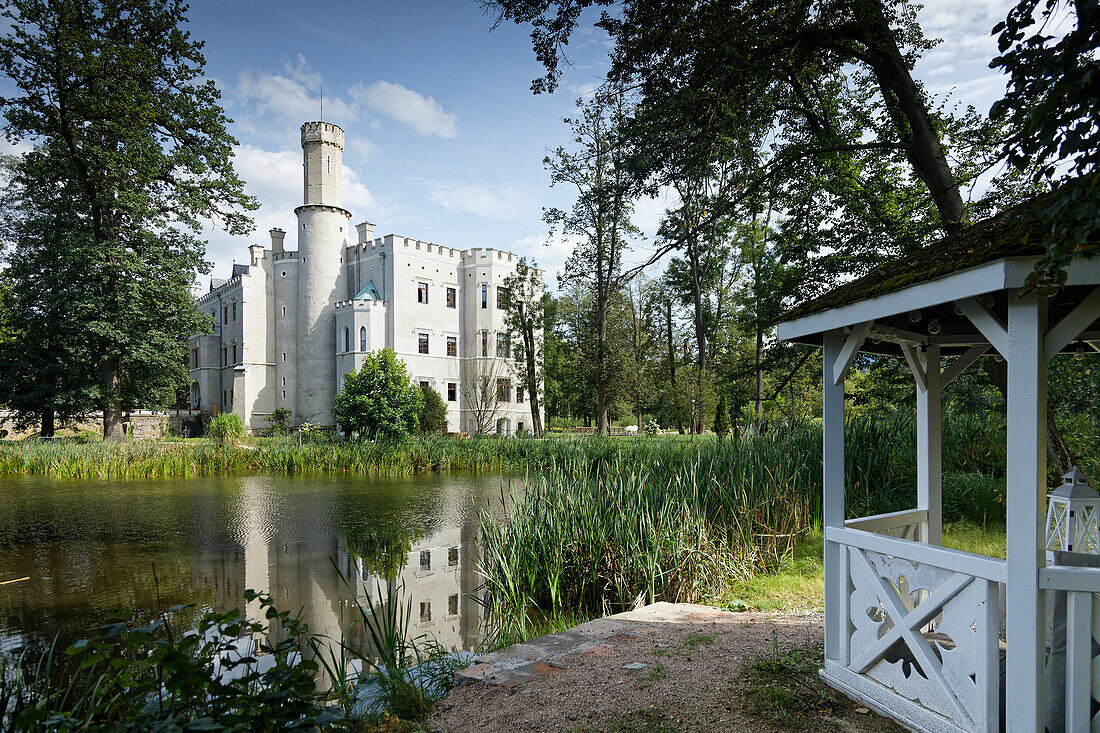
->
xmin=448 ymin=594 xmax=458 ymax=616
xmin=222 ymin=348 xmax=227 ymax=367
xmin=232 ymin=302 xmax=237 ymax=321
xmin=497 ymin=379 xmax=510 ymax=402
xmin=344 ymin=327 xmax=350 ymax=352
xmin=448 ymin=546 xmax=459 ymax=566
xmin=223 ymin=390 xmax=227 ymax=405
xmin=282 ymin=352 xmax=287 ymax=363
xmin=417 ymin=282 xmax=428 ymax=304
xmin=481 ymin=283 xmax=487 ymax=309
xmin=420 ymin=601 xmax=431 ymax=623
xmin=446 ymin=287 xmax=456 ymax=308
xmin=496 ymin=287 xmax=508 ymax=310
xmin=446 ymin=336 xmax=457 ymax=357
xmin=282 ymin=377 xmax=286 ymax=386
xmin=517 ymin=386 xmax=524 ymax=403
xmin=359 ymin=326 xmax=367 ymax=351
xmin=282 ymin=390 xmax=286 ymax=400
xmin=232 ymin=345 xmax=237 ymax=364
xmin=223 ymin=305 xmax=228 ymax=323
xmin=418 ymin=333 xmax=429 ymax=354
xmin=420 ymin=550 xmax=431 ymax=572
xmin=281 ymin=306 xmax=286 ymax=316
xmin=481 ymin=331 xmax=488 ymax=357
xmin=420 ymin=381 xmax=429 ymax=390
xmin=448 ymin=382 xmax=456 ymax=401
xmin=191 ymin=348 xmax=199 ymax=368
xmin=496 ymin=334 xmax=510 ymax=358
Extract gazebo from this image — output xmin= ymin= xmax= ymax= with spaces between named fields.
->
xmin=776 ymin=201 xmax=1100 ymax=732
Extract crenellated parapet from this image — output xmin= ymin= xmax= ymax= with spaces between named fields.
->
xmin=300 ymin=121 xmax=345 ymax=150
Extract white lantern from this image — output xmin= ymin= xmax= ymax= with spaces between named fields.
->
xmin=1046 ymin=466 xmax=1100 ymax=554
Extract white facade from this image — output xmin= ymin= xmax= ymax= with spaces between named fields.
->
xmin=189 ymin=121 xmax=539 ymax=434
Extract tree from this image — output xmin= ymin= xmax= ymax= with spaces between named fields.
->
xmin=335 ymin=349 xmax=423 ymax=439
xmin=0 ymin=0 xmax=256 ymax=440
xmin=501 ymin=257 xmax=546 ymax=436
xmin=419 ymin=385 xmax=448 ymax=434
xmin=547 ymin=88 xmax=639 ymax=434
xmin=0 ymin=151 xmax=99 ymax=436
xmin=990 ymin=0 xmax=1099 ymax=283
xmin=460 ymin=357 xmax=507 ymax=435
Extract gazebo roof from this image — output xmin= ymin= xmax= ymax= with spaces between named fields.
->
xmin=776 ymin=190 xmax=1100 ymax=355
xmin=781 ymin=201 xmax=1047 ymax=324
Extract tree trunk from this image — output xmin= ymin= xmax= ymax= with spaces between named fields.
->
xmin=523 ymin=321 xmax=544 ymax=436
xmin=666 ymin=300 xmax=684 ymax=434
xmin=754 ymin=325 xmax=764 ymax=424
xmin=40 ymin=408 xmax=55 ymax=438
xmin=596 ymin=289 xmax=609 ymax=435
xmin=102 ymin=357 xmax=125 ymax=441
xmin=862 ymin=5 xmax=967 ymax=233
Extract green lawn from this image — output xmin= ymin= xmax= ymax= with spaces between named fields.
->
xmin=714 ymin=521 xmax=1007 ymax=613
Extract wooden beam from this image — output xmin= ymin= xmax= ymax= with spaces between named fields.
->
xmin=917 ymin=346 xmax=942 ymax=546
xmin=832 ymin=322 xmax=873 ymax=385
xmin=822 ymin=332 xmax=847 ymax=666
xmin=1045 ymin=286 xmax=1100 ymax=362
xmin=901 ymin=343 xmax=927 ymax=392
xmin=941 ymin=345 xmax=989 ymax=387
xmin=956 ymin=298 xmax=1008 ymax=358
xmin=1004 ymin=291 xmax=1047 ymax=730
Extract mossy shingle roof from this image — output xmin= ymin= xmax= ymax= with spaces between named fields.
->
xmin=779 ymin=200 xmax=1051 ymax=324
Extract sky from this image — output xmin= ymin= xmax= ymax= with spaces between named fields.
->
xmin=4 ymin=0 xmax=1022 ymax=289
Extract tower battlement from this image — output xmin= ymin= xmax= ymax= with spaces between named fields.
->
xmin=300 ymin=121 xmax=345 ymax=149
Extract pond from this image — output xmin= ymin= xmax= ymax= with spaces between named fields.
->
xmin=0 ymin=473 xmax=513 ymax=664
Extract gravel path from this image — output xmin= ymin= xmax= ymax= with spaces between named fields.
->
xmin=428 ymin=604 xmax=904 ymax=732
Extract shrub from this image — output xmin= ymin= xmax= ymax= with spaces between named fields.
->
xmin=714 ymin=394 xmax=731 ymax=437
xmin=207 ymin=413 xmax=245 ymax=445
xmin=334 ymin=349 xmax=423 ymax=439
xmin=419 ymin=385 xmax=448 ymax=434
xmin=266 ymin=407 xmax=293 ymax=435
xmin=644 ymin=419 xmax=660 ymax=436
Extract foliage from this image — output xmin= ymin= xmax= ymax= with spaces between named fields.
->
xmin=990 ymin=0 xmax=1099 ymax=283
xmin=207 ymin=412 xmax=245 ymax=445
xmin=1 ymin=591 xmax=337 ymax=731
xmin=0 ymin=0 xmax=256 ymax=440
xmin=335 ymin=350 xmax=423 ymax=440
xmin=713 ymin=393 xmax=731 ymax=438
xmin=266 ymin=407 xmax=293 ymax=436
xmin=418 ymin=385 xmax=448 ymax=435
xmin=502 ymin=257 xmax=548 ymax=435
xmin=644 ymin=419 xmax=660 ymax=436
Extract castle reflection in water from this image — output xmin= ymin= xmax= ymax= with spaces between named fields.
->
xmin=188 ymin=477 xmax=487 ymax=660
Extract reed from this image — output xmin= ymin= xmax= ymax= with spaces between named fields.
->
xmin=477 ymin=415 xmax=1010 ymax=627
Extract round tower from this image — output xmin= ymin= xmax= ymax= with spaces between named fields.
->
xmin=295 ymin=121 xmax=352 ymax=427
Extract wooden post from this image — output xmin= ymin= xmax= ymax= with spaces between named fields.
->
xmin=916 ymin=346 xmax=942 ymax=546
xmin=1005 ymin=291 xmax=1047 ymax=730
xmin=823 ymin=331 xmax=847 ymax=664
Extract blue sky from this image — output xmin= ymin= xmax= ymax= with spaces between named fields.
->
xmin=3 ymin=0 xmax=1023 ymax=288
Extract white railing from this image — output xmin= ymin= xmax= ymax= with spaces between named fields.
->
xmin=846 ymin=508 xmax=928 ymax=542
xmin=1039 ymin=564 xmax=1100 ymax=731
xmin=824 ymin=526 xmax=1004 ymax=733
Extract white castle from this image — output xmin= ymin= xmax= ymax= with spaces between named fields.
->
xmin=188 ymin=121 xmax=539 ymax=434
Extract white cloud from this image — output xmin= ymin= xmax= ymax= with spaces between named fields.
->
xmin=509 ymin=233 xmax=581 ymax=287
xmin=231 ymin=56 xmax=358 ymax=132
xmin=425 ymin=179 xmax=529 ymax=220
xmin=349 ymin=81 xmax=457 ymax=138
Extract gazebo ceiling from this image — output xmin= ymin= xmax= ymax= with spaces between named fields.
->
xmin=776 ymin=192 xmax=1100 ymax=356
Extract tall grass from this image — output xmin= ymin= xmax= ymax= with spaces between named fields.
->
xmin=477 ymin=415 xmax=1009 ymax=627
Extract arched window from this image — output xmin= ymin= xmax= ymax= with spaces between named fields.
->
xmin=343 ymin=326 xmax=350 ymax=352
xmin=359 ymin=326 xmax=367 ymax=352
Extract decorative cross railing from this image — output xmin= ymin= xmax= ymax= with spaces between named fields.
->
xmin=824 ymin=526 xmax=1004 ymax=733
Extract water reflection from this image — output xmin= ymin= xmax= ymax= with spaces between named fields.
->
xmin=0 ymin=473 xmax=501 ymax=663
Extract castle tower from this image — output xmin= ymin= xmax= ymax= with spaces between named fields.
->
xmin=295 ymin=121 xmax=352 ymax=426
